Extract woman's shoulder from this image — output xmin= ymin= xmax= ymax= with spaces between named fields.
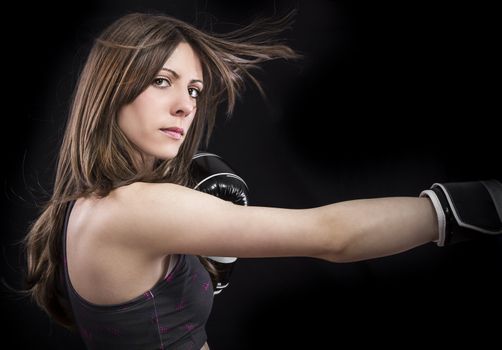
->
xmin=105 ymin=181 xmax=201 ymax=211
xmin=77 ymin=182 xmax=190 ymax=243
xmin=76 ymin=180 xmax=236 ymax=256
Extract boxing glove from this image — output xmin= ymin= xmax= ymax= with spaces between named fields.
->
xmin=190 ymin=152 xmax=249 ymax=294
xmin=420 ymin=179 xmax=502 ymax=246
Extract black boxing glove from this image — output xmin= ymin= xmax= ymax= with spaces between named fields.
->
xmin=190 ymin=152 xmax=249 ymax=294
xmin=420 ymin=179 xmax=502 ymax=246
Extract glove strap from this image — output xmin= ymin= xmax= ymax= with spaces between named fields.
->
xmin=421 ymin=180 xmax=502 ymax=246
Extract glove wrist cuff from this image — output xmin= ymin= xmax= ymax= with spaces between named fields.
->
xmin=420 ymin=189 xmax=446 ymax=246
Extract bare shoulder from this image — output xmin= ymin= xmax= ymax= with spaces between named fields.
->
xmin=99 ymin=181 xmax=338 ymax=260
xmin=99 ymin=181 xmax=232 ymax=247
xmin=104 ymin=181 xmax=234 ymax=227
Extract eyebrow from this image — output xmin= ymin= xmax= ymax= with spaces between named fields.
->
xmin=161 ymin=67 xmax=203 ymax=85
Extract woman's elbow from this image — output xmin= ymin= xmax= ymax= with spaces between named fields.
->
xmin=316 ymin=240 xmax=350 ymax=263
xmin=312 ymin=224 xmax=351 ymax=263
xmin=310 ymin=206 xmax=353 ymax=263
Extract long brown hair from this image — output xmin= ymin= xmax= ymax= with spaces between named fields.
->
xmin=23 ymin=11 xmax=299 ymax=329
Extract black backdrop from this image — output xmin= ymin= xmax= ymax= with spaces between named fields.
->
xmin=2 ymin=0 xmax=501 ymax=348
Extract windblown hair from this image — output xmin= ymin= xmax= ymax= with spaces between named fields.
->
xmin=23 ymin=11 xmax=299 ymax=329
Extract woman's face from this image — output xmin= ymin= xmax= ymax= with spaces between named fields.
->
xmin=118 ymin=42 xmax=203 ymax=165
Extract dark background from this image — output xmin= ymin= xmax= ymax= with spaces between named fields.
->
xmin=2 ymin=0 xmax=501 ymax=348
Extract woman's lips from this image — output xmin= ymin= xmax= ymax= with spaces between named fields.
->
xmin=160 ymin=127 xmax=184 ymax=140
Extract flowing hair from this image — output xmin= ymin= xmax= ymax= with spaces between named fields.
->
xmin=23 ymin=11 xmax=300 ymax=329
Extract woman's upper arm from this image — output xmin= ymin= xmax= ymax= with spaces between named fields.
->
xmin=104 ymin=182 xmax=338 ymax=259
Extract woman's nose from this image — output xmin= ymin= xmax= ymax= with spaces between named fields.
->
xmin=170 ymin=90 xmax=195 ymax=118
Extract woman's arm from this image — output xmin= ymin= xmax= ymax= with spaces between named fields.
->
xmin=98 ymin=182 xmax=438 ymax=262
xmin=315 ymin=197 xmax=438 ymax=262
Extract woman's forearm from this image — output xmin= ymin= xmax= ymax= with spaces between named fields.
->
xmin=317 ymin=197 xmax=438 ymax=262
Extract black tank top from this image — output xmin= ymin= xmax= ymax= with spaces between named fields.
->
xmin=62 ymin=200 xmax=214 ymax=349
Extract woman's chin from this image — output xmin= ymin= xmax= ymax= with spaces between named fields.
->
xmin=157 ymin=150 xmax=179 ymax=161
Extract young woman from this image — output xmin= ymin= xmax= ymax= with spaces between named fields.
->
xmin=23 ymin=11 xmax=501 ymax=350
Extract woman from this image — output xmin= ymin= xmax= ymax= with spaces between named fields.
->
xmin=23 ymin=11 xmax=501 ymax=350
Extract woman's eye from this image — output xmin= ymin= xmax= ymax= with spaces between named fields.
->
xmin=153 ymin=77 xmax=171 ymax=88
xmin=188 ymin=87 xmax=201 ymax=98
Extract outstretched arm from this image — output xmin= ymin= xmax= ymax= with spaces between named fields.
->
xmin=101 ymin=182 xmax=439 ymax=263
